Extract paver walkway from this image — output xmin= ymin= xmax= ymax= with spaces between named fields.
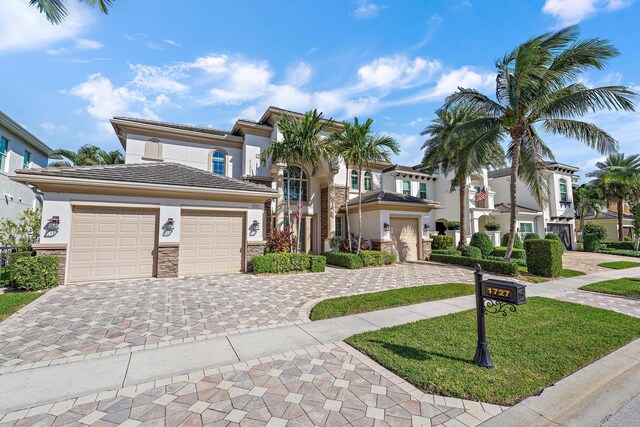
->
xmin=561 ymin=251 xmax=640 ymax=274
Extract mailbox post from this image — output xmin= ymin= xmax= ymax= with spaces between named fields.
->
xmin=473 ymin=264 xmax=527 ymax=369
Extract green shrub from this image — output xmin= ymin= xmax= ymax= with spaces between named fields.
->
xmin=545 ymin=233 xmax=561 ymax=241
xmin=597 ymin=249 xmax=640 ymax=257
xmin=460 ymin=245 xmax=482 ymax=259
xmin=602 ymin=241 xmax=635 ymax=250
xmin=432 ymin=235 xmax=455 ymax=250
xmin=309 ymin=255 xmax=326 ymax=272
xmin=583 ymin=233 xmax=601 ymax=253
xmin=501 ymin=233 xmax=523 ymax=249
xmin=252 ymin=253 xmax=326 ymax=274
xmin=624 ymin=236 xmax=633 ymax=241
xmin=525 ymin=239 xmax=563 ymax=277
xmin=8 ymin=249 xmax=34 ymax=266
xmin=381 ymin=251 xmax=397 ymax=265
xmin=469 ymin=232 xmax=493 ymax=257
xmin=524 ymin=233 xmax=540 ymax=241
xmin=322 ymin=252 xmax=364 ymax=269
xmin=431 ymin=249 xmax=462 ymax=256
xmin=445 ymin=220 xmax=460 ymax=230
xmin=429 ymin=254 xmax=519 ymax=276
xmin=484 ymin=221 xmax=501 ymax=231
xmin=584 ymin=223 xmax=607 ymax=240
xmin=485 ymin=255 xmax=527 ymax=267
xmin=10 ymin=256 xmax=59 ymax=291
xmin=491 ymin=246 xmax=526 ymax=260
xmin=359 ymin=250 xmax=387 ymax=267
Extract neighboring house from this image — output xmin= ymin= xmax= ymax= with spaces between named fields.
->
xmin=0 ymin=110 xmax=56 ymax=222
xmin=577 ymin=200 xmax=635 ymax=240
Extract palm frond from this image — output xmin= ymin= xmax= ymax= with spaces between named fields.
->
xmin=541 ymin=119 xmax=619 ymax=155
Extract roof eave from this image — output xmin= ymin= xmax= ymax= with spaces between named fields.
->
xmin=0 ymin=111 xmax=55 ymax=155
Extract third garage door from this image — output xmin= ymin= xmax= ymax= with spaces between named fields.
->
xmin=179 ymin=211 xmax=244 ymax=276
xmin=390 ymin=217 xmax=419 ymax=262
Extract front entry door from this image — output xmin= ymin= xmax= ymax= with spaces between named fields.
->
xmin=548 ymin=223 xmax=571 ymax=250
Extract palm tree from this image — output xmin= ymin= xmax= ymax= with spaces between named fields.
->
xmin=420 ymin=103 xmax=505 ymax=247
xmin=98 ymin=149 xmax=125 ymax=165
xmin=573 ymin=184 xmax=606 ymax=239
xmin=446 ymin=25 xmax=636 ymax=260
xmin=331 ymin=118 xmax=400 ymax=253
xmin=587 ymin=154 xmax=640 ymax=241
xmin=50 ymin=144 xmax=124 ymax=167
xmin=30 ymin=0 xmax=113 ymax=24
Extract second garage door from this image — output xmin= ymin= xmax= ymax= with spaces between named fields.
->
xmin=68 ymin=207 xmax=158 ymax=283
xmin=390 ymin=217 xmax=419 ymax=262
xmin=179 ymin=211 xmax=244 ymax=276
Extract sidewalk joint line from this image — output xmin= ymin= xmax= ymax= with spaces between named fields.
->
xmin=120 ymin=353 xmax=133 ymax=388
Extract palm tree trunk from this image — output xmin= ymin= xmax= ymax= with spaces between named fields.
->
xmin=618 ymin=198 xmax=624 ymax=241
xmin=296 ymin=173 xmax=303 ymax=253
xmin=458 ymin=175 xmax=467 ymax=248
xmin=286 ymin=164 xmax=292 ymax=251
xmin=357 ymin=166 xmax=363 ymax=254
xmin=345 ymin=163 xmax=352 ymax=252
xmin=504 ymin=136 xmax=522 ymax=261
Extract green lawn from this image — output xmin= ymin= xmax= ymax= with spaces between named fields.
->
xmin=519 ymin=267 xmax=586 ymax=282
xmin=310 ymin=283 xmax=474 ymax=320
xmin=0 ymin=292 xmax=42 ymax=322
xmin=597 ymin=261 xmax=640 ymax=270
xmin=579 ymin=278 xmax=640 ymax=299
xmin=346 ymin=297 xmax=640 ymax=405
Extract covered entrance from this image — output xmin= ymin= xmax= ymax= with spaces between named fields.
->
xmin=548 ymin=223 xmax=572 ymax=250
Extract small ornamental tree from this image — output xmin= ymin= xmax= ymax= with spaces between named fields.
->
xmin=583 ymin=223 xmax=607 ymax=241
xmin=469 ymin=232 xmax=494 ymax=257
xmin=501 ymin=233 xmax=523 ymax=249
xmin=0 ymin=206 xmax=42 ymax=247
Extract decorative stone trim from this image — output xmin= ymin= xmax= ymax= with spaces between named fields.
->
xmin=422 ymin=238 xmax=433 ymax=260
xmin=370 ymin=239 xmax=393 ymax=253
xmin=32 ymin=243 xmax=67 ymax=285
xmin=157 ymin=243 xmax=179 ymax=278
xmin=321 ymin=187 xmax=329 ymax=247
xmin=246 ymin=241 xmax=266 ymax=272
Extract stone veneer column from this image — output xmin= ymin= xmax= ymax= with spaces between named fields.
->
xmin=422 ymin=238 xmax=433 ymax=260
xmin=320 ymin=187 xmax=329 ymax=251
xmin=370 ymin=240 xmax=393 ymax=252
xmin=157 ymin=243 xmax=179 ymax=278
xmin=32 ymin=243 xmax=67 ymax=285
xmin=246 ymin=241 xmax=266 ymax=272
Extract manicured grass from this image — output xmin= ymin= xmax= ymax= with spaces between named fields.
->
xmin=309 ymin=283 xmax=474 ymax=321
xmin=347 ymin=297 xmax=640 ymax=405
xmin=597 ymin=261 xmax=640 ymax=270
xmin=519 ymin=267 xmax=586 ymax=282
xmin=560 ymin=268 xmax=587 ymax=278
xmin=0 ymin=292 xmax=42 ymax=322
xmin=579 ymin=278 xmax=640 ymax=299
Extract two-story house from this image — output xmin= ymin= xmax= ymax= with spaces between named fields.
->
xmin=1 ymin=110 xmax=56 ymax=222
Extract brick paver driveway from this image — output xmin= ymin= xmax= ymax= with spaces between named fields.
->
xmin=562 ymin=251 xmax=640 ymax=274
xmin=0 ymin=263 xmax=472 ymax=370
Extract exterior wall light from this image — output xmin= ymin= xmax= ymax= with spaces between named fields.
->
xmin=166 ymin=218 xmax=175 ymax=232
xmin=47 ymin=216 xmax=60 ymax=231
xmin=383 ymin=222 xmax=390 ymax=232
xmin=423 ymin=224 xmax=430 ymax=232
xmin=252 ymin=220 xmax=261 ymax=231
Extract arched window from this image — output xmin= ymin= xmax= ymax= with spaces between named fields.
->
xmin=364 ymin=171 xmax=372 ymax=191
xmin=211 ymin=150 xmax=226 ymax=175
xmin=351 ymin=170 xmax=359 ymax=190
xmin=559 ymin=178 xmax=568 ymax=202
xmin=143 ymin=139 xmax=163 ymax=160
xmin=283 ymin=166 xmax=308 ymax=201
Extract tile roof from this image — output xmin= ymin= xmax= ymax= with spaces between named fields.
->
xmin=582 ymin=209 xmax=633 ymax=220
xmin=112 ymin=117 xmax=231 ymax=136
xmin=382 ymin=164 xmax=436 ymax=176
xmin=487 ymin=168 xmax=511 ymax=179
xmin=16 ymin=162 xmax=277 ymax=194
xmin=346 ymin=190 xmax=439 ymax=207
xmin=494 ymin=203 xmax=541 ymax=214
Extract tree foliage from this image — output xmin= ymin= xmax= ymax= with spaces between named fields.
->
xmin=50 ymin=144 xmax=125 ymax=167
xmin=0 ymin=207 xmax=42 ymax=247
xmin=30 ymin=0 xmax=114 ymax=24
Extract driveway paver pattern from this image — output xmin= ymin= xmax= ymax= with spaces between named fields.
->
xmin=561 ymin=251 xmax=640 ymax=274
xmin=0 ymin=263 xmax=472 ymax=369
xmin=0 ymin=342 xmax=504 ymax=427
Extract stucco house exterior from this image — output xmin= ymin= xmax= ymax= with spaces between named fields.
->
xmin=1 ymin=110 xmax=56 ymax=222
xmin=576 ymin=200 xmax=635 ymax=240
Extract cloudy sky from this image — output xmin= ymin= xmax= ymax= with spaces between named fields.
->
xmin=1 ymin=0 xmax=639 ymax=179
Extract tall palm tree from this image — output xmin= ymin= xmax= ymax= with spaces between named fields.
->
xmin=587 ymin=154 xmax=640 ymax=241
xmin=50 ymin=144 xmax=123 ymax=167
xmin=573 ymin=184 xmax=606 ymax=239
xmin=98 ymin=149 xmax=125 ymax=165
xmin=30 ymin=0 xmax=114 ymax=24
xmin=331 ymin=118 xmax=400 ymax=254
xmin=446 ymin=25 xmax=636 ymax=260
xmin=420 ymin=103 xmax=505 ymax=247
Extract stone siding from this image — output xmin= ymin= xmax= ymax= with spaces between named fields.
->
xmin=321 ymin=187 xmax=328 ymax=245
xmin=157 ymin=244 xmax=179 ymax=278
xmin=370 ymin=240 xmax=393 ymax=253
xmin=33 ymin=244 xmax=67 ymax=285
xmin=422 ymin=238 xmax=433 ymax=260
xmin=246 ymin=242 xmax=266 ymax=272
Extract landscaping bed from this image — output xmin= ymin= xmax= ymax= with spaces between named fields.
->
xmin=0 ymin=292 xmax=42 ymax=322
xmin=346 ymin=297 xmax=640 ymax=405
xmin=597 ymin=261 xmax=640 ymax=270
xmin=322 ymin=250 xmax=396 ymax=269
xmin=310 ymin=283 xmax=474 ymax=320
xmin=252 ymin=253 xmax=326 ymax=274
xmin=579 ymin=278 xmax=640 ymax=298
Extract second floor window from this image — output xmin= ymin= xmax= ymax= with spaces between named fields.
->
xmin=284 ymin=165 xmax=308 ymax=202
xmin=23 ymin=150 xmax=31 ymax=169
xmin=364 ymin=171 xmax=372 ymax=191
xmin=559 ymin=178 xmax=568 ymax=202
xmin=351 ymin=170 xmax=359 ymax=190
xmin=419 ymin=182 xmax=427 ymax=199
xmin=0 ymin=137 xmax=7 ymax=171
xmin=211 ymin=150 xmax=226 ymax=175
xmin=403 ymin=181 xmax=411 ymax=196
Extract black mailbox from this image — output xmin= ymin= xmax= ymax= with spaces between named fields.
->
xmin=480 ymin=279 xmax=527 ymax=305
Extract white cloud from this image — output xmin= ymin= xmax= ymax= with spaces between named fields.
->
xmin=357 ymin=56 xmax=441 ymax=89
xmin=0 ymin=0 xmax=94 ymax=53
xmin=75 ymin=38 xmax=103 ymax=50
xmin=382 ymin=132 xmax=421 ymax=166
xmin=542 ymin=0 xmax=634 ymax=25
xmin=46 ymin=47 xmax=70 ymax=55
xmin=69 ymin=73 xmax=146 ymax=121
xmin=286 ymin=62 xmax=312 ymax=87
xmin=164 ymin=39 xmax=181 ymax=47
xmin=353 ymin=0 xmax=384 ymax=18
xmin=40 ymin=122 xmax=69 ymax=134
xmin=130 ymin=64 xmax=189 ymax=94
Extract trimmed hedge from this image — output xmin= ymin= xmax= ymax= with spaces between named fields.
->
xmin=322 ymin=252 xmax=364 ymax=269
xmin=359 ymin=250 xmax=397 ymax=267
xmin=432 ymin=235 xmax=455 ymax=250
xmin=525 ymin=239 xmax=563 ymax=277
xmin=583 ymin=233 xmax=601 ymax=253
xmin=524 ymin=233 xmax=540 ymax=241
xmin=485 ymin=255 xmax=527 ymax=267
xmin=10 ymin=256 xmax=59 ymax=291
xmin=469 ymin=232 xmax=493 ymax=257
xmin=545 ymin=233 xmax=561 ymax=241
xmin=584 ymin=223 xmax=607 ymax=240
xmin=491 ymin=246 xmax=526 ymax=260
xmin=431 ymin=249 xmax=462 ymax=256
xmin=252 ymin=253 xmax=326 ymax=274
xmin=429 ymin=254 xmax=519 ymax=276
xmin=501 ymin=233 xmax=523 ymax=249
xmin=597 ymin=249 xmax=640 ymax=258
xmin=460 ymin=245 xmax=482 ymax=259
xmin=602 ymin=241 xmax=635 ymax=250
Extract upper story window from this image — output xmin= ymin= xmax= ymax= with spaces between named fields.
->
xmin=23 ymin=150 xmax=31 ymax=169
xmin=0 ymin=137 xmax=8 ymax=171
xmin=559 ymin=178 xmax=568 ymax=202
xmin=211 ymin=150 xmax=226 ymax=175
xmin=364 ymin=171 xmax=372 ymax=191
xmin=419 ymin=182 xmax=427 ymax=199
xmin=351 ymin=170 xmax=359 ymax=190
xmin=402 ymin=180 xmax=411 ymax=196
xmin=284 ymin=165 xmax=308 ymax=202
xmin=143 ymin=139 xmax=163 ymax=160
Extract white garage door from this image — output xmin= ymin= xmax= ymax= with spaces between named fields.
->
xmin=179 ymin=211 xmax=244 ymax=276
xmin=68 ymin=207 xmax=158 ymax=283
xmin=390 ymin=217 xmax=419 ymax=262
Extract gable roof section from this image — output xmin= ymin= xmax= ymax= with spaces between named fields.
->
xmin=0 ymin=110 xmax=55 ymax=156
xmin=494 ymin=202 xmax=541 ymax=214
xmin=345 ymin=190 xmax=440 ymax=208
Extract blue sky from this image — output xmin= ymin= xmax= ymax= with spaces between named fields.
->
xmin=1 ymin=0 xmax=639 ymax=179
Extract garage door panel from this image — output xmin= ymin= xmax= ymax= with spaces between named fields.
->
xmin=390 ymin=218 xmax=419 ymax=262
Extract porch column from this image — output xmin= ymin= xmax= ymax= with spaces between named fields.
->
xmin=274 ymin=166 xmax=285 ymax=229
